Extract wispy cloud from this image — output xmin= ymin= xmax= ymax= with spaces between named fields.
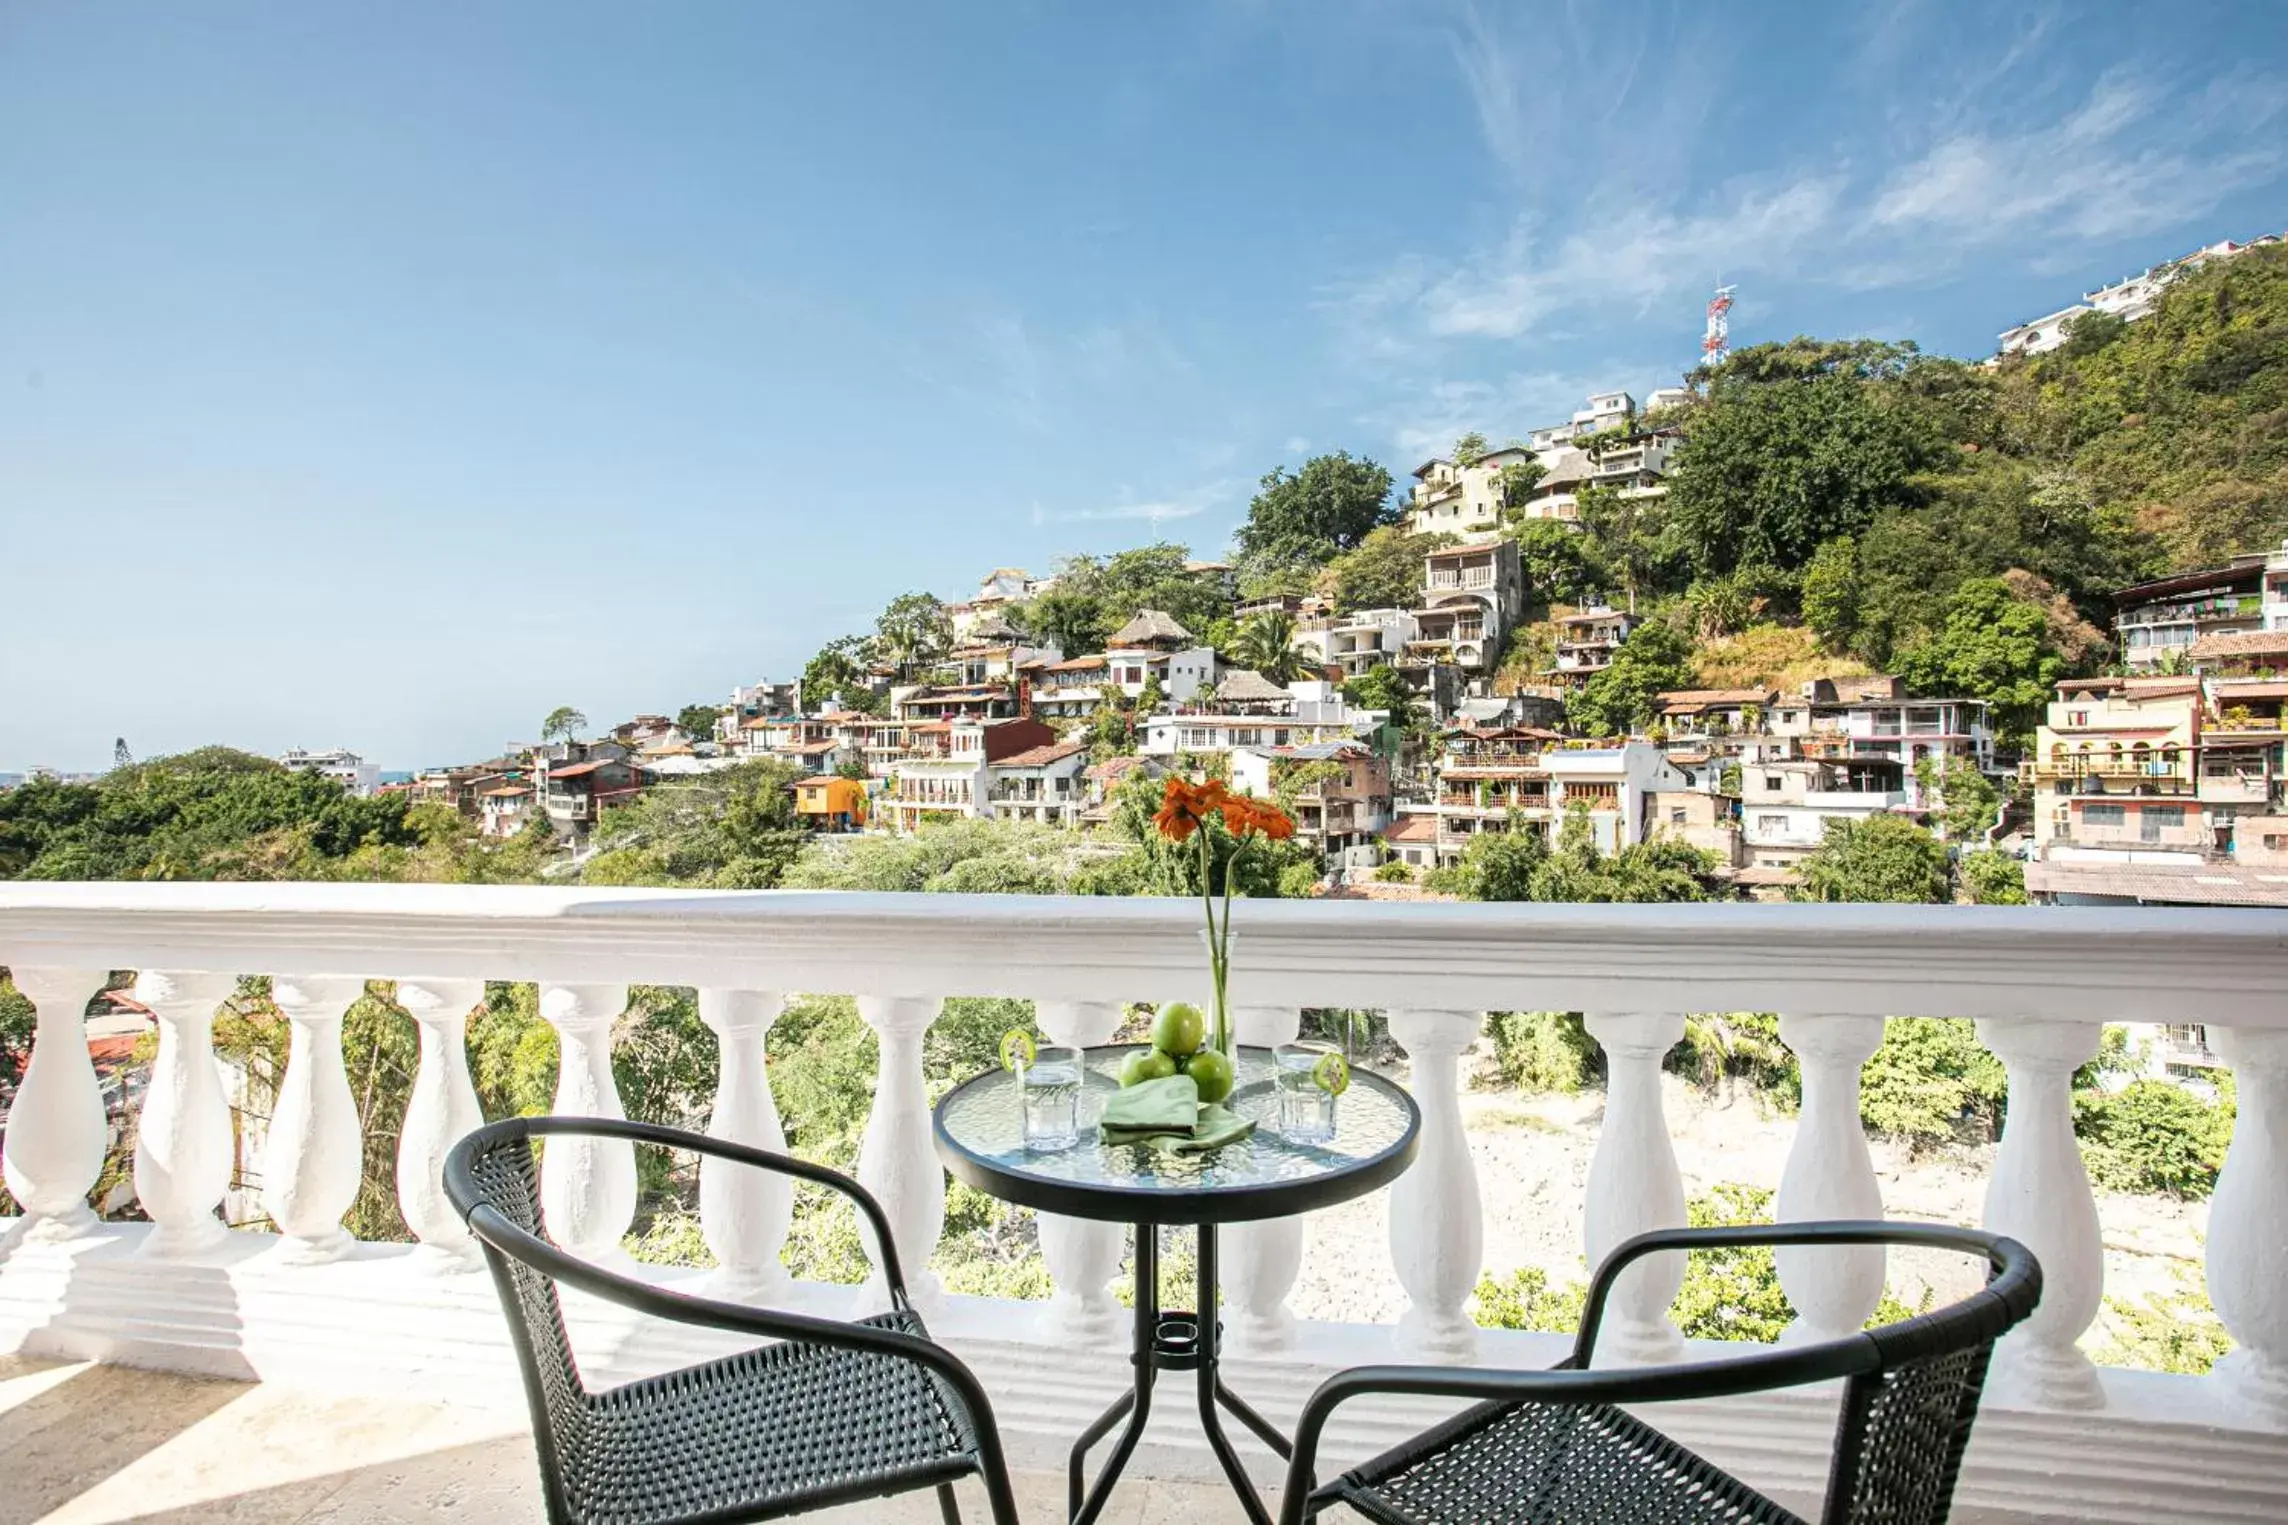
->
xmin=1030 ymin=480 xmax=1232 ymax=529
xmin=1344 ymin=63 xmax=2284 ymax=359
xmin=1870 ymin=70 xmax=2287 ymax=244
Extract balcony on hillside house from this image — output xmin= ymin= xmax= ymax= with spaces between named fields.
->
xmin=4 ymin=887 xmax=2288 ymax=1524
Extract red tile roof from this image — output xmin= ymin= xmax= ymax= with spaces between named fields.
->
xmin=1382 ymin=815 xmax=1438 ymax=843
xmin=992 ymin=741 xmax=1090 ymax=769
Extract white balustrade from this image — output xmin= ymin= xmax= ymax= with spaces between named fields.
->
xmin=1 ymin=966 xmax=112 ymax=1240
xmin=395 ymin=978 xmax=489 ymax=1265
xmin=10 ymin=887 xmax=2288 ymax=1516
xmin=2207 ymin=1025 xmax=2288 ymax=1428
xmin=1387 ymin=1006 xmax=1482 ymax=1362
xmin=539 ymin=983 xmax=635 ymax=1260
xmin=856 ymin=995 xmax=944 ymax=1308
xmin=1977 ymin=1017 xmax=2106 ymax=1410
xmin=262 ymin=976 xmax=368 ymax=1263
xmin=1582 ymin=1011 xmax=1687 ymax=1365
xmin=131 ymin=969 xmax=241 ymax=1257
xmin=1775 ymin=1013 xmax=1887 ymax=1343
xmin=1221 ymin=1004 xmax=1304 ymax=1355
xmin=698 ymin=988 xmax=791 ymax=1296
xmin=1033 ymin=999 xmax=1123 ymax=1341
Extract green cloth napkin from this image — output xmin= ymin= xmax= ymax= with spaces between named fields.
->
xmin=1098 ymin=1075 xmax=1199 ymax=1143
xmin=1098 ymin=1075 xmax=1257 ymax=1153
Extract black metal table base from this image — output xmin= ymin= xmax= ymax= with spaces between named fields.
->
xmin=1069 ymin=1223 xmax=1297 ymax=1525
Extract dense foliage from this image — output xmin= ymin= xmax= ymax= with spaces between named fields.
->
xmin=0 ymin=749 xmax=421 ymax=881
xmin=1233 ymin=452 xmax=1397 ymax=590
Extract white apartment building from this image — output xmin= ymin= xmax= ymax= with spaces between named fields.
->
xmin=278 ymin=748 xmax=380 ymax=797
xmin=985 ymin=740 xmax=1091 ymax=829
xmin=1296 ymin=607 xmax=1416 ymax=679
xmin=1139 ymin=681 xmax=1381 ymax=757
xmin=1739 ymin=759 xmax=1912 ymax=871
xmin=1999 ymin=230 xmax=2282 ymax=355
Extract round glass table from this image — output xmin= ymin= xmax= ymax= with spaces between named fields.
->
xmin=933 ymin=1045 xmax=1421 ymax=1525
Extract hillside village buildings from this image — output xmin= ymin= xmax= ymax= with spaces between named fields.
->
xmin=1998 ymin=230 xmax=2283 ymax=356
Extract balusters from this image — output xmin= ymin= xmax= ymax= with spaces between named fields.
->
xmin=1222 ymin=1004 xmax=1304 ymax=1355
xmin=1774 ymin=1013 xmax=1887 ymax=1343
xmin=1388 ymin=1006 xmax=1483 ymax=1362
xmin=539 ymin=983 xmax=635 ymax=1260
xmin=262 ymin=977 xmax=367 ymax=1262
xmin=698 ymin=988 xmax=792 ymax=1296
xmin=856 ymin=995 xmax=944 ymax=1308
xmin=1 ymin=967 xmax=112 ymax=1241
xmin=1034 ymin=999 xmax=1122 ymax=1341
xmin=395 ymin=979 xmax=488 ymax=1265
xmin=131 ymin=970 xmax=241 ymax=1257
xmin=1977 ymin=1017 xmax=2105 ymax=1410
xmin=2205 ymin=1025 xmax=2288 ymax=1428
xmin=1582 ymin=1011 xmax=1687 ymax=1365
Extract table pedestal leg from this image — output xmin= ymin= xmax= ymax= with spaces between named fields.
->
xmin=1068 ymin=1224 xmax=1294 ymax=1525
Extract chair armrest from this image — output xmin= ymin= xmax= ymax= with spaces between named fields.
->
xmin=1570 ymin=1219 xmax=2019 ymax=1369
xmin=455 ymin=1114 xmax=917 ymax=1306
xmin=1275 ymin=1341 xmax=1883 ymax=1525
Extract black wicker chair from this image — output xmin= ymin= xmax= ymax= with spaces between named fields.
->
xmin=1277 ymin=1222 xmax=2041 ymax=1525
xmin=445 ymin=1115 xmax=1020 ymax=1525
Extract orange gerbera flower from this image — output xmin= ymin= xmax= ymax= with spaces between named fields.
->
xmin=1153 ymin=776 xmax=1229 ymax=842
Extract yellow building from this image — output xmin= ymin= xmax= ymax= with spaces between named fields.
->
xmin=794 ymin=775 xmax=868 ymax=833
xmin=2031 ymin=677 xmax=2204 ymax=854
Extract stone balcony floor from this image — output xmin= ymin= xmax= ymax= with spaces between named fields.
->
xmin=0 ymin=1354 xmax=1261 ymax=1525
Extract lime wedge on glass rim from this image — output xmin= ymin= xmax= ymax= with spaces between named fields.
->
xmin=999 ymin=1029 xmax=1037 ymax=1073
xmin=1312 ymin=1050 xmax=1351 ymax=1097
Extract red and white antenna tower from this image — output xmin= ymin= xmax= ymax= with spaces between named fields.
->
xmin=1702 ymin=282 xmax=1736 ymax=368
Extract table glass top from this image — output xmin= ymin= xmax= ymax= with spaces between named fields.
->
xmin=934 ymin=1045 xmax=1417 ymax=1200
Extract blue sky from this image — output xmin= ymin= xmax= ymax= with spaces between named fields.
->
xmin=4 ymin=1 xmax=2284 ymax=772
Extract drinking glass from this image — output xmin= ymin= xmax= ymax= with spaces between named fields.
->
xmin=1021 ymin=1045 xmax=1083 ymax=1150
xmin=1276 ymin=1042 xmax=1338 ymax=1143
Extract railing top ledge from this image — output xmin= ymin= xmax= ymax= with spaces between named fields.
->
xmin=1 ymin=882 xmax=2283 ymax=1024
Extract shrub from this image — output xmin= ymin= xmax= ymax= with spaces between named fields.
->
xmin=2074 ymin=1078 xmax=2233 ymax=1198
xmin=1858 ymin=1017 xmax=2007 ymax=1149
xmin=1475 ymin=1184 xmax=1923 ymax=1343
xmin=2094 ymin=1261 xmax=2233 ymax=1374
xmin=1484 ymin=1011 xmax=1599 ymax=1092
xmin=1373 ymin=859 xmax=1414 ymax=883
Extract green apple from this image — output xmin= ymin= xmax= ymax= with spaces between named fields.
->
xmin=1152 ymin=1001 xmax=1207 ymax=1057
xmin=1185 ymin=1048 xmax=1235 ymax=1104
xmin=1119 ymin=1047 xmax=1178 ymax=1087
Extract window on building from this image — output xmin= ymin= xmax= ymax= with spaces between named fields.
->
xmin=2143 ymin=805 xmax=2184 ymax=842
xmin=1756 ymin=814 xmax=1786 ymax=835
xmin=2083 ymin=804 xmax=2126 ymax=828
xmin=1670 ymin=808 xmax=1687 ymax=825
xmin=1764 ymin=774 xmax=1783 ymax=790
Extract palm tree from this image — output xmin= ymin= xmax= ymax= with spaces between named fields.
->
xmin=1233 ymin=610 xmax=1307 ymax=684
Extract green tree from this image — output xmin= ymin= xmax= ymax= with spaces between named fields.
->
xmin=1801 ymin=535 xmax=1862 ymax=653
xmin=1234 ymin=452 xmax=1397 ymax=580
xmin=1893 ymin=577 xmax=2067 ymax=744
xmin=1024 ymin=586 xmax=1110 ymax=657
xmin=1451 ymin=431 xmax=1488 ymax=467
xmin=1342 ymin=664 xmax=1421 ymax=735
xmin=1506 ymin=519 xmax=1603 ymax=607
xmin=1445 ymin=817 xmax=1550 ymax=901
xmin=1324 ymin=526 xmax=1453 ymax=612
xmin=1567 ymin=618 xmax=1694 ymax=737
xmin=1961 ymin=849 xmax=2028 ymax=905
xmin=1493 ymin=457 xmax=1548 ymax=511
xmin=874 ymin=593 xmax=954 ymax=679
xmin=540 ymin=706 xmax=587 ymax=744
xmin=675 ymin=702 xmax=724 ymax=740
xmin=1915 ymin=756 xmax=2003 ymax=844
xmin=1576 ymin=483 xmax=1679 ymax=606
xmin=802 ymin=635 xmax=883 ymax=714
xmin=581 ymin=761 xmax=810 ymax=888
xmin=1231 ymin=610 xmax=1308 ymax=684
xmin=1794 ymin=815 xmax=1951 ymax=904
xmin=1669 ymin=343 xmax=1945 ymax=576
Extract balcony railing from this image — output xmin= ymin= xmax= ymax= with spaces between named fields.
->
xmin=3 ymin=887 xmax=2288 ymax=1519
